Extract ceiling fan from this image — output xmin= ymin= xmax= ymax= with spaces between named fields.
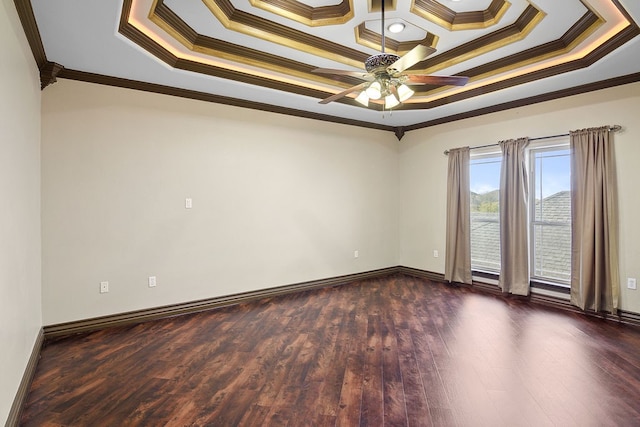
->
xmin=312 ymin=1 xmax=469 ymax=109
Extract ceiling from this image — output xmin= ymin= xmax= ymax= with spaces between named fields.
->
xmin=15 ymin=0 xmax=640 ymax=137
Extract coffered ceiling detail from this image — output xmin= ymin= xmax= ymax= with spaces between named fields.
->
xmin=247 ymin=0 xmax=354 ymax=27
xmin=410 ymin=0 xmax=511 ymax=30
xmin=14 ymin=0 xmax=640 ymax=134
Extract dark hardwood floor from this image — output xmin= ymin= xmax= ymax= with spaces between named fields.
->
xmin=20 ymin=275 xmax=640 ymax=426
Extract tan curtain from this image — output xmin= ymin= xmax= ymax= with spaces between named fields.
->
xmin=499 ymin=138 xmax=530 ymax=295
xmin=570 ymin=127 xmax=620 ymax=312
xmin=445 ymin=147 xmax=472 ymax=284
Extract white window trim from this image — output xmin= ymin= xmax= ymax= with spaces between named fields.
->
xmin=527 ymin=139 xmax=571 ymax=287
xmin=469 ymin=152 xmax=502 ymax=274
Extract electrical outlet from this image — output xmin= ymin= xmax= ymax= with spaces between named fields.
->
xmin=627 ymin=278 xmax=637 ymax=290
xmin=100 ymin=281 xmax=109 ymax=293
xmin=433 ymin=250 xmax=439 ymax=258
xmin=148 ymin=276 xmax=157 ymax=287
xmin=185 ymin=198 xmax=193 ymax=209
xmin=354 ymin=250 xmax=359 ymax=258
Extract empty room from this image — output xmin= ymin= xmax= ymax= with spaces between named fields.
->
xmin=3 ymin=0 xmax=640 ymax=425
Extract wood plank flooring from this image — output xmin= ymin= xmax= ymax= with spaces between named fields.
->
xmin=20 ymin=275 xmax=640 ymax=426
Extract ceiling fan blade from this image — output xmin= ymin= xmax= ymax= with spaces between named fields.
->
xmin=319 ymin=82 xmax=369 ymax=104
xmin=406 ymin=75 xmax=470 ymax=86
xmin=312 ymin=68 xmax=372 ymax=80
xmin=387 ymin=45 xmax=435 ymax=74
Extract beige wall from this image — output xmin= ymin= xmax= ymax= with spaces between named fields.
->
xmin=0 ymin=0 xmax=42 ymax=424
xmin=399 ymin=82 xmax=640 ymax=313
xmin=41 ymin=79 xmax=640 ymax=325
xmin=41 ymin=80 xmax=399 ymax=325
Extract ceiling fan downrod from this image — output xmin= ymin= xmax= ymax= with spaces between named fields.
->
xmin=381 ymin=0 xmax=386 ymax=54
xmin=364 ymin=0 xmax=399 ymax=75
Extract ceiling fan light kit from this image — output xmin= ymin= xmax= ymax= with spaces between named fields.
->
xmin=385 ymin=93 xmax=400 ymax=109
xmin=312 ymin=0 xmax=469 ymax=110
xmin=397 ymin=84 xmax=415 ymax=101
xmin=365 ymin=81 xmax=382 ymax=99
xmin=355 ymin=91 xmax=370 ymax=106
xmin=358 ymin=79 xmax=415 ymax=108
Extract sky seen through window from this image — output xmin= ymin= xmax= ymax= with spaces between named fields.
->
xmin=470 ymin=149 xmax=570 ymax=198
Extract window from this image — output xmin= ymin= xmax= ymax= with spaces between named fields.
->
xmin=469 ymin=142 xmax=572 ymax=286
xmin=470 ymin=154 xmax=502 ymax=273
xmin=529 ymin=145 xmax=571 ymax=285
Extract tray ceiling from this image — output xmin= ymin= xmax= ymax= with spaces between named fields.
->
xmin=15 ymin=0 xmax=640 ymax=136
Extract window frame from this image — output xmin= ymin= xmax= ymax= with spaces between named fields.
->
xmin=468 ymin=140 xmax=572 ymax=290
xmin=469 ymin=150 xmax=502 ymax=275
xmin=527 ymin=141 xmax=572 ymax=288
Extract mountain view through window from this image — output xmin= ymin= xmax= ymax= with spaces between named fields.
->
xmin=470 ymin=155 xmax=501 ymax=272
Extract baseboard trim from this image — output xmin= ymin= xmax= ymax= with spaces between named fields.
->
xmin=400 ymin=266 xmax=640 ymax=329
xmin=397 ymin=266 xmax=445 ymax=282
xmin=41 ymin=265 xmax=640 ymax=340
xmin=614 ymin=309 xmax=640 ymax=328
xmin=43 ymin=267 xmax=401 ymax=339
xmin=5 ymin=328 xmax=44 ymax=427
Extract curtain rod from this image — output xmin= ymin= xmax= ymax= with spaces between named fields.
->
xmin=443 ymin=125 xmax=622 ymax=155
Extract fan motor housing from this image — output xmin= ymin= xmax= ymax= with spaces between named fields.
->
xmin=365 ymin=53 xmax=400 ymax=73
